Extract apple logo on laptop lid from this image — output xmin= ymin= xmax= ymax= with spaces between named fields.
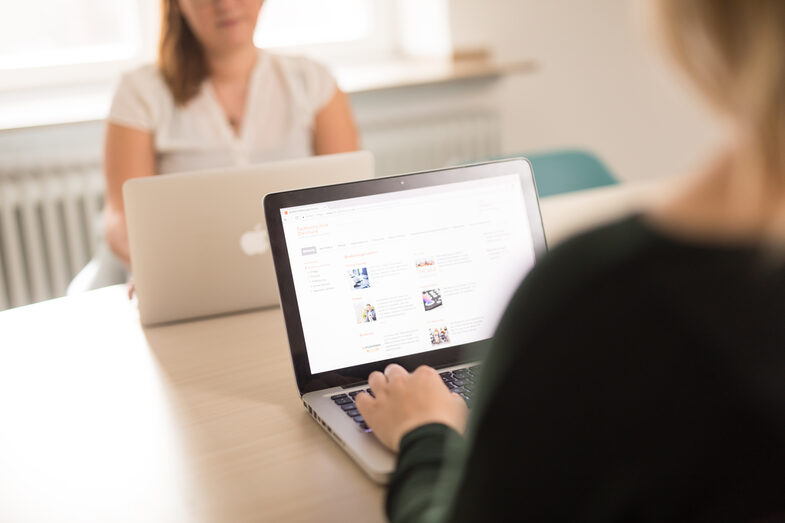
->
xmin=240 ymin=224 xmax=269 ymax=256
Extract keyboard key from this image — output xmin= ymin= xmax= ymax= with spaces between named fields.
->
xmin=334 ymin=397 xmax=353 ymax=405
xmin=331 ymin=393 xmax=348 ymax=400
xmin=365 ymin=388 xmax=375 ymax=398
xmin=453 ymin=379 xmax=470 ymax=386
xmin=345 ymin=408 xmax=359 ymax=417
xmin=439 ymin=371 xmax=452 ymax=377
xmin=360 ymin=422 xmax=369 ymax=431
xmin=353 ymin=415 xmax=365 ymax=423
xmin=341 ymin=403 xmax=357 ymax=411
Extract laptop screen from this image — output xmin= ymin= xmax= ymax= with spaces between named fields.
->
xmin=279 ymin=173 xmax=538 ymax=374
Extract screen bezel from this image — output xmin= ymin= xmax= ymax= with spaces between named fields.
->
xmin=264 ymin=158 xmax=547 ymax=395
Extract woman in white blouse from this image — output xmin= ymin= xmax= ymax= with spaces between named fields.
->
xmin=103 ymin=0 xmax=358 ymax=266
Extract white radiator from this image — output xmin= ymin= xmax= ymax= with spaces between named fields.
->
xmin=364 ymin=110 xmax=500 ymax=176
xmin=0 ymin=110 xmax=500 ymax=311
xmin=0 ymin=163 xmax=104 ymax=310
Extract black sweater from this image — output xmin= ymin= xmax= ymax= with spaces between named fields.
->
xmin=387 ymin=216 xmax=785 ymax=522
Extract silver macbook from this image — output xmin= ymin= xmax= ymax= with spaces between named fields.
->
xmin=264 ymin=158 xmax=547 ymax=483
xmin=124 ymin=151 xmax=374 ymax=325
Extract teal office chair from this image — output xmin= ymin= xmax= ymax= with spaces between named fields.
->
xmin=493 ymin=149 xmax=617 ymax=198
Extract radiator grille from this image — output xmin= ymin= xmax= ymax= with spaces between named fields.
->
xmin=364 ymin=110 xmax=500 ymax=176
xmin=0 ymin=110 xmax=499 ymax=311
xmin=0 ymin=164 xmax=103 ymax=309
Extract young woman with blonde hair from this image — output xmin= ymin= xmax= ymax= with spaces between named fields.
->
xmin=356 ymin=1 xmax=785 ymax=520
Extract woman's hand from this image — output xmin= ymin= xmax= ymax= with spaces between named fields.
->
xmin=356 ymin=364 xmax=468 ymax=452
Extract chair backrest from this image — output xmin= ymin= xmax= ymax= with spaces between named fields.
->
xmin=493 ymin=149 xmax=617 ymax=198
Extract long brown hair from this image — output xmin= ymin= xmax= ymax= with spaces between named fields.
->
xmin=159 ymin=0 xmax=208 ymax=105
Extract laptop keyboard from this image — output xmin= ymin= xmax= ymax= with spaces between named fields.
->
xmin=330 ymin=389 xmax=375 ymax=431
xmin=329 ymin=365 xmax=481 ymax=432
xmin=438 ymin=365 xmax=480 ymax=408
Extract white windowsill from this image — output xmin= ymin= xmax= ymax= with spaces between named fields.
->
xmin=335 ymin=57 xmax=535 ymax=93
xmin=0 ymin=57 xmax=536 ymax=132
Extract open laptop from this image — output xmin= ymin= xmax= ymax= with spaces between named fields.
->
xmin=124 ymin=151 xmax=374 ymax=326
xmin=264 ymin=158 xmax=547 ymax=483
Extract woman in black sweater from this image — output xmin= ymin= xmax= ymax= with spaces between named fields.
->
xmin=356 ymin=1 xmax=785 ymax=521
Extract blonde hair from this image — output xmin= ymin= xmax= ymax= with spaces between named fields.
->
xmin=158 ymin=0 xmax=208 ymax=105
xmin=654 ymin=0 xmax=785 ymax=180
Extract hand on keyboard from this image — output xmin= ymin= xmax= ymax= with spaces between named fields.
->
xmin=355 ymin=364 xmax=468 ymax=452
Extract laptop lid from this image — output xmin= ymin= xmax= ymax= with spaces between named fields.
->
xmin=124 ymin=151 xmax=374 ymax=326
xmin=264 ymin=158 xmax=547 ymax=395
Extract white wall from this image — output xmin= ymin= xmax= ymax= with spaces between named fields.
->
xmin=449 ymin=0 xmax=721 ymax=181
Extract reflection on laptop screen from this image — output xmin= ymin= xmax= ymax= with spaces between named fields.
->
xmin=280 ymin=174 xmax=537 ymax=374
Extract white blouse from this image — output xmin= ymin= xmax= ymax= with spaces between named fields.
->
xmin=107 ymin=49 xmax=337 ymax=174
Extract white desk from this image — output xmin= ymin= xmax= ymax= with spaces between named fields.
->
xmin=0 ymin=180 xmax=668 ymax=522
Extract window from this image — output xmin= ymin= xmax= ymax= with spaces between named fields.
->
xmin=0 ymin=0 xmax=156 ymax=91
xmin=256 ymin=0 xmax=374 ymax=49
xmin=0 ymin=1 xmax=140 ymax=70
xmin=255 ymin=0 xmax=397 ymax=64
xmin=0 ymin=0 xmax=399 ymax=93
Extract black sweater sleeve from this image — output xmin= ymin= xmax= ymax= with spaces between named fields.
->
xmin=386 ymin=423 xmax=462 ymax=523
